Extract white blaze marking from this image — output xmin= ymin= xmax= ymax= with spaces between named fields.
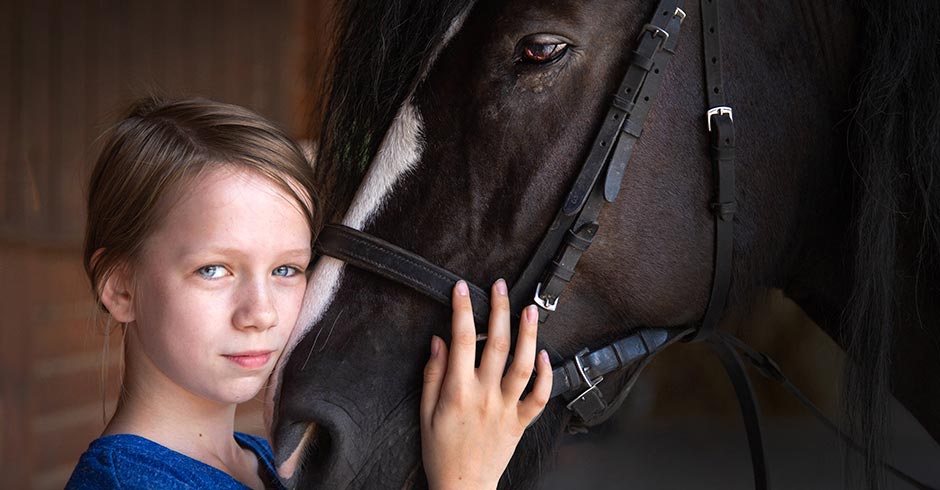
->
xmin=264 ymin=101 xmax=426 ymax=435
xmin=342 ymin=102 xmax=425 ymax=230
xmin=279 ymin=0 xmax=477 ymax=365
xmin=268 ymin=1 xmax=478 ymax=478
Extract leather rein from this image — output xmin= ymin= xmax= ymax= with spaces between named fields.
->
xmin=313 ymin=1 xmax=935 ymax=488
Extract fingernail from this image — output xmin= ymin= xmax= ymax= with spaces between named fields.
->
xmin=526 ymin=305 xmax=538 ymax=322
xmin=539 ymin=350 xmax=549 ymax=364
xmin=495 ymin=278 xmax=507 ymax=296
xmin=431 ymin=336 xmax=440 ymax=358
xmin=456 ymin=280 xmax=469 ymax=296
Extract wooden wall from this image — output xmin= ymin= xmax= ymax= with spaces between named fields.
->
xmin=0 ymin=1 xmax=330 ymax=488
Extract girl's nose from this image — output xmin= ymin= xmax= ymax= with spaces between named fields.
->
xmin=233 ymin=278 xmax=278 ymax=331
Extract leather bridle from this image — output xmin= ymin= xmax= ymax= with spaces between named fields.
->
xmin=312 ymin=0 xmax=935 ymax=488
xmin=319 ymin=0 xmax=734 ymax=431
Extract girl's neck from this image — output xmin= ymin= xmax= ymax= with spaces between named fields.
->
xmin=104 ymin=384 xmax=238 ymax=454
xmin=103 ymin=337 xmax=245 ymax=471
xmin=98 ymin=328 xmax=266 ymax=489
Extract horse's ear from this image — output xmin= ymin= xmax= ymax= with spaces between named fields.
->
xmin=97 ymin=251 xmax=136 ymax=324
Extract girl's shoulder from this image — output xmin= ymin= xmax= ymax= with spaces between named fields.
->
xmin=65 ymin=433 xmax=285 ymax=490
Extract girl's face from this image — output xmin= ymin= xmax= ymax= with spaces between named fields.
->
xmin=128 ymin=166 xmax=311 ymax=405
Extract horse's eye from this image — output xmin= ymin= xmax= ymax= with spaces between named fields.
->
xmin=519 ymin=41 xmax=568 ymax=64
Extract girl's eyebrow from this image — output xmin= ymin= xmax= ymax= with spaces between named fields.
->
xmin=177 ymin=247 xmax=312 ymax=260
xmin=282 ymin=248 xmax=314 ymax=259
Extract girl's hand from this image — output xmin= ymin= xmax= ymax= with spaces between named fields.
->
xmin=420 ymin=279 xmax=552 ymax=490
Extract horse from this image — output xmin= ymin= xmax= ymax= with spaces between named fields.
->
xmin=268 ymin=0 xmax=940 ymax=488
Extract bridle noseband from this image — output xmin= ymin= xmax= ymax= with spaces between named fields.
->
xmin=312 ymin=1 xmax=936 ymax=488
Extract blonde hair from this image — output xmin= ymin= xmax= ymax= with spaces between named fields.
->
xmin=83 ymin=96 xmax=318 ymax=418
xmin=84 ymin=96 xmax=318 ymax=304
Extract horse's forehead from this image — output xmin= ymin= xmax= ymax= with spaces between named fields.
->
xmin=275 ymin=2 xmax=480 ymax=376
xmin=498 ymin=0 xmax=591 ymax=24
xmin=470 ymin=0 xmax=622 ymax=37
xmin=276 ymin=0 xmax=631 ymax=394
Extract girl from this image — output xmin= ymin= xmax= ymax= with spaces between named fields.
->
xmin=66 ymin=97 xmax=551 ymax=489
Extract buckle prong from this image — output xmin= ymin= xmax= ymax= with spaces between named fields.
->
xmin=534 ymin=282 xmax=558 ymax=312
xmin=638 ymin=24 xmax=669 ymax=42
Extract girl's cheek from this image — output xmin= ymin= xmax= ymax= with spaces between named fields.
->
xmin=278 ymin=285 xmax=307 ymax=332
xmin=289 ymin=283 xmax=308 ymax=311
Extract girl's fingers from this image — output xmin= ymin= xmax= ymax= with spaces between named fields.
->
xmin=420 ymin=336 xmax=448 ymax=427
xmin=518 ymin=349 xmax=552 ymax=424
xmin=479 ymin=279 xmax=512 ymax=386
xmin=502 ymin=304 xmax=539 ymax=399
xmin=444 ymin=280 xmax=478 ymax=390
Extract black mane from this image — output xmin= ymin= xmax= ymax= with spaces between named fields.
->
xmin=312 ymin=0 xmax=474 ymax=222
xmin=843 ymin=0 xmax=940 ymax=486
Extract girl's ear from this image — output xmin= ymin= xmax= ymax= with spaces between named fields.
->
xmin=99 ymin=256 xmax=136 ymax=324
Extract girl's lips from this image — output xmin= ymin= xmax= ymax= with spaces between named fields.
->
xmin=223 ymin=351 xmax=273 ymax=369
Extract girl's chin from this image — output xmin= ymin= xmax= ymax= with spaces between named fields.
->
xmin=206 ymin=380 xmax=269 ymax=406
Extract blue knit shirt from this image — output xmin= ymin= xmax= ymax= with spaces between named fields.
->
xmin=66 ymin=432 xmax=287 ymax=489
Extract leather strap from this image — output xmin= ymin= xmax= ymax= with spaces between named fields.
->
xmin=702 ymin=0 xmax=726 ymax=108
xmin=707 ymin=334 xmax=768 ymax=490
xmin=690 ymin=0 xmax=736 ymax=342
xmin=550 ymin=328 xmax=683 ymax=398
xmin=561 ymin=0 xmax=681 ymax=217
xmin=315 ymin=224 xmax=494 ymax=328
xmin=548 ymin=327 xmax=692 ymax=424
xmin=721 ymin=332 xmax=939 ymax=490
xmin=509 ymin=0 xmax=687 ymax=323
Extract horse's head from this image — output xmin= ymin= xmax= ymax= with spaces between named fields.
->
xmin=270 ymin=0 xmax=856 ymax=487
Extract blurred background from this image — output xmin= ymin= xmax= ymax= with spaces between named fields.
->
xmin=0 ymin=1 xmax=937 ymax=489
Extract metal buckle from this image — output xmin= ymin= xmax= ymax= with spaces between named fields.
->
xmin=674 ymin=7 xmax=687 ymax=23
xmin=533 ymin=282 xmax=558 ymax=312
xmin=706 ymin=106 xmax=734 ymax=132
xmin=638 ymin=23 xmax=669 ymax=42
xmin=566 ymin=349 xmax=605 ymax=411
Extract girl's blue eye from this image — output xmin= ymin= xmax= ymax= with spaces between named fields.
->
xmin=273 ymin=265 xmax=299 ymax=278
xmin=197 ymin=265 xmax=227 ymax=279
